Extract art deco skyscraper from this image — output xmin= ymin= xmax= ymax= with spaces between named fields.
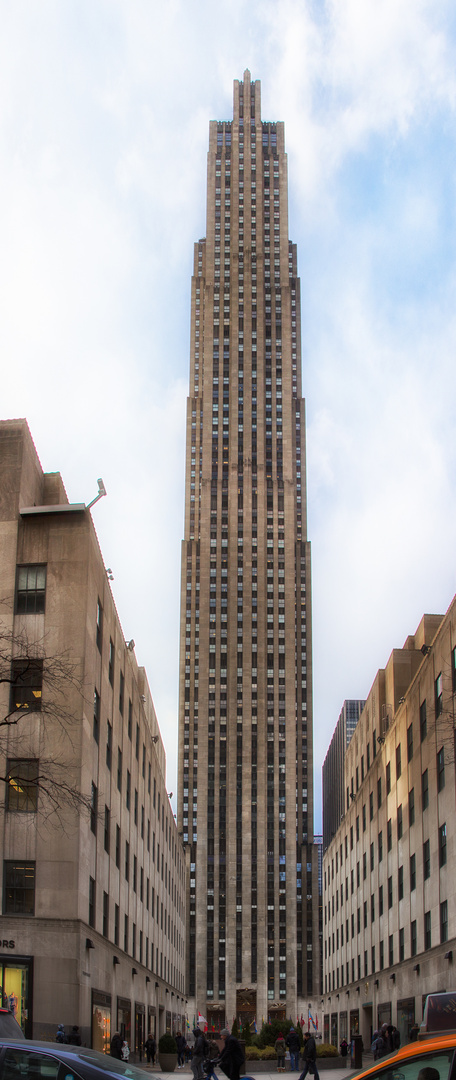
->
xmin=178 ymin=71 xmax=319 ymax=1029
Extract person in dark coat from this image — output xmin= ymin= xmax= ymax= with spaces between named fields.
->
xmin=298 ymin=1031 xmax=320 ymax=1080
xmin=145 ymin=1033 xmax=156 ymax=1065
xmin=176 ymin=1032 xmax=187 ymax=1068
xmin=340 ymin=1039 xmax=348 ymax=1058
xmin=110 ymin=1032 xmax=123 ymax=1059
xmin=67 ymin=1026 xmax=82 ymax=1046
xmin=217 ymin=1028 xmax=245 ymax=1080
xmin=286 ymin=1028 xmax=301 ymax=1071
xmin=191 ymin=1028 xmax=208 ymax=1080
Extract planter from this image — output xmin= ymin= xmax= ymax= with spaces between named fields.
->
xmin=159 ymin=1053 xmax=178 ymax=1072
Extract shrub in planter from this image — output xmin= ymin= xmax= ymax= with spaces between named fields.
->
xmin=316 ymin=1044 xmax=339 ymax=1058
xmin=158 ymin=1034 xmax=178 ymax=1073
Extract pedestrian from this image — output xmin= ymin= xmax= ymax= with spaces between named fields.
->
xmin=191 ymin=1028 xmax=208 ymax=1080
xmin=216 ymin=1028 xmax=245 ymax=1080
xmin=286 ymin=1028 xmax=301 ymax=1072
xmin=176 ymin=1032 xmax=187 ymax=1069
xmin=110 ymin=1032 xmax=123 ymax=1059
xmin=145 ymin=1033 xmax=156 ymax=1065
xmin=275 ymin=1032 xmax=287 ymax=1073
xmin=56 ymin=1025 xmax=66 ymax=1044
xmin=297 ymin=1031 xmax=320 ymax=1080
xmin=339 ymin=1039 xmax=348 ymax=1058
xmin=371 ymin=1030 xmax=387 ymax=1060
xmin=121 ymin=1040 xmax=130 ymax=1061
xmin=67 ymin=1026 xmax=82 ymax=1046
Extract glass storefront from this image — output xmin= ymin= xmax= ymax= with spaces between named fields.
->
xmin=397 ymin=998 xmax=415 ymax=1048
xmin=92 ymin=991 xmax=111 ymax=1054
xmin=135 ymin=1003 xmax=145 ymax=1056
xmin=117 ymin=997 xmax=131 ymax=1048
xmin=349 ymin=1009 xmax=359 ymax=1036
xmin=331 ymin=1013 xmax=338 ymax=1047
xmin=0 ymin=956 xmax=32 ymax=1037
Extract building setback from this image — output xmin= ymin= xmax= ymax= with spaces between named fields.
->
xmin=322 ymin=700 xmax=365 ymax=852
xmin=321 ymin=600 xmax=456 ymax=1049
xmin=177 ymin=71 xmax=319 ymax=1029
xmin=0 ymin=419 xmax=185 ymax=1047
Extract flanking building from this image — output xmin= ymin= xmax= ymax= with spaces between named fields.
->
xmin=322 ymin=600 xmax=456 ymax=1049
xmin=177 ymin=70 xmax=319 ymax=1029
xmin=0 ymin=419 xmax=185 ymax=1047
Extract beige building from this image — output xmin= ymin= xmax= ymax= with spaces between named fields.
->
xmin=322 ymin=600 xmax=456 ymax=1049
xmin=0 ymin=419 xmax=185 ymax=1048
xmin=177 ymin=70 xmax=319 ymax=1031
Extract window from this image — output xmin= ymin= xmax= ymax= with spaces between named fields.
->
xmin=93 ymin=689 xmax=100 ymax=743
xmin=422 ymin=769 xmax=429 ymax=810
xmin=425 ymin=910 xmax=431 ymax=950
xmin=126 ymin=771 xmax=131 ymax=811
xmin=370 ymin=842 xmax=374 ymax=872
xmin=409 ymin=787 xmax=415 ymax=827
xmin=6 ymin=759 xmax=38 ymax=811
xmin=103 ymin=891 xmax=109 ymax=937
xmin=10 ymin=659 xmax=43 ymax=712
xmin=397 ymin=804 xmax=403 ymax=840
xmin=411 ymin=919 xmax=417 ymax=956
xmin=377 ymin=776 xmax=382 ymax=808
xmin=396 ymin=743 xmax=401 ymax=779
xmin=119 ymin=671 xmax=124 ymax=716
xmin=399 ymin=926 xmax=405 ymax=962
xmin=114 ymin=904 xmax=119 ymax=946
xmin=389 ymin=934 xmax=393 ymax=965
xmin=437 ymin=747 xmax=445 ymax=792
xmin=378 ymin=831 xmax=383 ymax=863
xmin=96 ymin=598 xmax=103 ymax=651
xmin=128 ymin=699 xmax=133 ymax=740
xmin=2 ymin=1048 xmax=60 ymax=1080
xmin=420 ymin=699 xmax=427 ymax=741
xmin=380 ymin=939 xmax=384 ymax=969
xmin=15 ymin=565 xmax=46 ymax=613
xmin=362 ymin=804 xmax=366 ymax=832
xmin=387 ymin=819 xmax=392 ymax=852
xmin=369 ymin=791 xmax=374 ymax=821
xmin=440 ymin=900 xmax=448 ymax=943
xmin=439 ymin=823 xmax=447 ymax=868
xmin=398 ymin=865 xmax=404 ymax=901
xmin=106 ymin=721 xmax=112 ymax=770
xmin=435 ymin=672 xmax=443 ymax=717
xmin=104 ymin=806 xmax=110 ymax=853
xmin=388 ymin=876 xmax=393 ymax=909
xmin=90 ymin=783 xmax=98 ymax=835
xmin=89 ymin=876 xmax=96 ymax=928
xmin=371 ymin=893 xmax=375 ymax=923
xmin=410 ymin=853 xmax=416 ymax=891
xmin=423 ymin=838 xmax=430 ymax=879
xmin=363 ymin=852 xmax=367 ymax=880
xmin=386 ymin=761 xmax=391 ymax=794
xmin=125 ymin=841 xmax=130 ymax=881
xmin=407 ymin=722 xmax=413 ymax=762
xmin=117 ymin=749 xmax=122 ymax=792
xmin=115 ymin=825 xmax=120 ymax=868
xmin=124 ymin=914 xmax=129 ymax=953
xmin=109 ymin=639 xmax=115 ymax=686
xmin=3 ymin=861 xmax=35 ymax=914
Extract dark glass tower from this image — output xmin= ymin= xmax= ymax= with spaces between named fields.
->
xmin=177 ymin=71 xmax=319 ymax=1029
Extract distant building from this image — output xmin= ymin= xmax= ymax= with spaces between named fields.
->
xmin=0 ymin=419 xmax=185 ymax=1047
xmin=322 ymin=701 xmax=365 ymax=851
xmin=321 ymin=603 xmax=455 ymax=1048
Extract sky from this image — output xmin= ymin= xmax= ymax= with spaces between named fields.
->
xmin=2 ymin=0 xmax=456 ymax=831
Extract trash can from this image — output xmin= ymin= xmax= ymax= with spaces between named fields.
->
xmin=351 ymin=1035 xmax=363 ymax=1069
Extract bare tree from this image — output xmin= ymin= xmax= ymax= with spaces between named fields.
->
xmin=0 ymin=621 xmax=92 ymax=822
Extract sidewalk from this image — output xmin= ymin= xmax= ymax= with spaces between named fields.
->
xmin=135 ymin=1066 xmax=361 ymax=1080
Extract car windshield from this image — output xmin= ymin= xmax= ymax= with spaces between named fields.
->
xmin=76 ymin=1052 xmax=146 ymax=1080
xmin=366 ymin=1048 xmax=455 ymax=1080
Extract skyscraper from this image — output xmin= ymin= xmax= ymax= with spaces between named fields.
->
xmin=177 ymin=71 xmax=319 ymax=1029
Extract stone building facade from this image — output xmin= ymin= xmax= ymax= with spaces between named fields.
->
xmin=0 ymin=419 xmax=185 ymax=1048
xmin=177 ymin=70 xmax=319 ymax=1031
xmin=321 ymin=601 xmax=456 ymax=1049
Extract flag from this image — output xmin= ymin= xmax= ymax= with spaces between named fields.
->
xmin=315 ymin=1013 xmax=318 ymax=1031
xmin=309 ymin=1013 xmax=317 ymax=1032
xmin=198 ymin=1012 xmax=207 ymax=1032
xmin=192 ymin=1016 xmax=196 ymax=1030
xmin=253 ymin=1018 xmax=258 ymax=1034
xmin=300 ymin=1015 xmax=304 ymax=1028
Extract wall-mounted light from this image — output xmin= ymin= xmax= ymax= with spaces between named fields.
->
xmin=146 ymin=977 xmax=150 ymax=984
xmin=86 ymin=938 xmax=95 ymax=950
xmin=113 ymin=956 xmax=120 ymax=966
xmin=152 ymin=736 xmax=159 ymax=744
xmin=389 ymin=973 xmax=396 ymax=982
xmin=356 ymin=987 xmax=360 ymax=994
xmin=155 ymin=982 xmax=159 ymax=989
xmin=413 ymin=964 xmax=420 ymax=974
xmin=132 ymin=968 xmax=137 ymax=977
xmin=374 ymin=980 xmax=379 ymax=988
xmin=445 ymin=951 xmax=453 ymax=961
xmin=346 ymin=990 xmax=350 ymax=996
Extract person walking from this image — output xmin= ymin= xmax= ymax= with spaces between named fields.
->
xmin=217 ymin=1028 xmax=245 ymax=1080
xmin=145 ymin=1033 xmax=156 ymax=1065
xmin=56 ymin=1025 xmax=66 ymax=1044
xmin=191 ymin=1028 xmax=208 ymax=1080
xmin=110 ymin=1032 xmax=123 ymax=1059
xmin=176 ymin=1032 xmax=187 ymax=1069
xmin=298 ymin=1031 xmax=319 ymax=1080
xmin=286 ymin=1028 xmax=301 ymax=1072
xmin=275 ymin=1033 xmax=287 ymax=1072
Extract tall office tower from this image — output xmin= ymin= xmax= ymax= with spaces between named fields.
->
xmin=322 ymin=700 xmax=366 ymax=851
xmin=177 ymin=71 xmax=319 ymax=1029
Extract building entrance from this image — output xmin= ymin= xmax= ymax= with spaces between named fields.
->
xmin=236 ymin=989 xmax=257 ymax=1030
xmin=0 ymin=956 xmax=32 ymax=1037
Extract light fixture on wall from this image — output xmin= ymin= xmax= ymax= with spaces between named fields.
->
xmin=413 ymin=964 xmax=420 ymax=974
xmin=132 ymin=968 xmax=137 ymax=977
xmin=445 ymin=951 xmax=453 ymax=961
xmin=374 ymin=980 xmax=379 ymax=988
xmin=86 ymin=938 xmax=95 ymax=950
xmin=146 ymin=977 xmax=150 ymax=984
xmin=389 ymin=973 xmax=396 ymax=982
